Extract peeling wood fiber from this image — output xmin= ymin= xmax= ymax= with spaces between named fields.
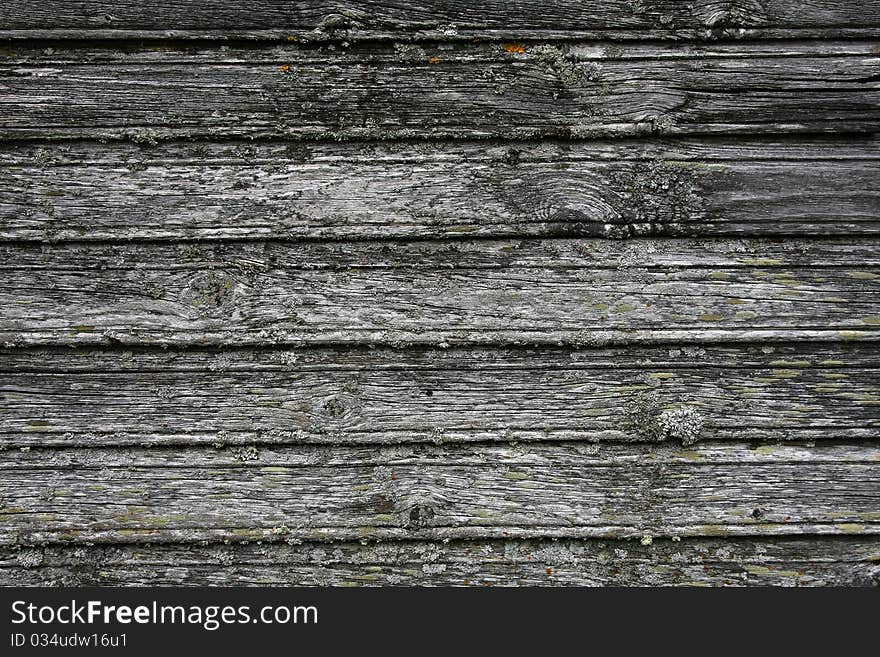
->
xmin=0 ymin=1 xmax=878 ymax=586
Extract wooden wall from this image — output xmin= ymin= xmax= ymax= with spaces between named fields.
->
xmin=1 ymin=1 xmax=878 ymax=586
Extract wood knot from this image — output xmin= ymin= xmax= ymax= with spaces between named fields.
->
xmin=178 ymin=271 xmax=237 ymax=316
xmin=322 ymin=396 xmax=347 ymax=418
xmin=405 ymin=504 xmax=435 ymax=529
xmin=503 ymin=148 xmax=521 ymax=166
xmin=320 ymin=381 xmax=363 ymax=421
xmin=694 ymin=0 xmax=768 ymax=30
xmin=316 ymin=10 xmax=367 ymax=32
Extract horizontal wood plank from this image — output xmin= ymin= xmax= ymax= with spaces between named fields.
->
xmin=1 ymin=442 xmax=877 ymax=545
xmin=1 ymin=42 xmax=878 ymax=140
xmin=1 ymin=344 xmax=879 ymax=447
xmin=4 ymin=40 xmax=878 ymax=63
xmin=2 ymin=137 xmax=878 ymax=241
xmin=1 ymin=239 xmax=878 ymax=347
xmin=2 ymin=537 xmax=878 ymax=586
xmin=1 ymin=1 xmax=878 ymax=39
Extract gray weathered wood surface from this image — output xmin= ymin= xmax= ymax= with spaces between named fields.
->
xmin=2 ymin=239 xmax=879 ymax=347
xmin=4 ymin=537 xmax=878 ymax=586
xmin=1 ymin=344 xmax=878 ymax=447
xmin=2 ymin=41 xmax=878 ymax=140
xmin=2 ymin=443 xmax=878 ymax=545
xmin=1 ymin=1 xmax=878 ymax=586
xmin=2 ymin=1 xmax=879 ymax=40
xmin=2 ymin=138 xmax=878 ymax=240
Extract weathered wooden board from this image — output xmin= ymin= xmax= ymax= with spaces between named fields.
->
xmin=2 ymin=42 xmax=878 ymax=140
xmin=1 ymin=3 xmax=877 ymax=589
xmin=2 ymin=0 xmax=879 ymax=40
xmin=5 ymin=39 xmax=877 ymax=63
xmin=1 ymin=239 xmax=878 ymax=347
xmin=2 ymin=344 xmax=878 ymax=447
xmin=3 ymin=537 xmax=878 ymax=586
xmin=3 ymin=137 xmax=877 ymax=241
xmin=1 ymin=442 xmax=877 ymax=545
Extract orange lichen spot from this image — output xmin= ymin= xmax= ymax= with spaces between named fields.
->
xmin=428 ymin=57 xmax=441 ymax=64
xmin=545 ymin=567 xmax=553 ymax=575
xmin=279 ymin=64 xmax=290 ymax=73
xmin=503 ymin=43 xmax=526 ymax=54
xmin=287 ymin=35 xmax=298 ymax=41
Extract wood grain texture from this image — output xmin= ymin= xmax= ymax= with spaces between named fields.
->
xmin=3 ymin=537 xmax=878 ymax=586
xmin=2 ymin=137 xmax=877 ymax=241
xmin=2 ymin=0 xmax=878 ymax=40
xmin=1 ymin=442 xmax=878 ymax=545
xmin=1 ymin=41 xmax=878 ymax=140
xmin=2 ymin=344 xmax=878 ymax=447
xmin=1 ymin=238 xmax=878 ymax=347
xmin=2 ymin=5 xmax=878 ymax=587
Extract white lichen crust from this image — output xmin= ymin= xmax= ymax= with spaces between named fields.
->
xmin=656 ymin=407 xmax=705 ymax=446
